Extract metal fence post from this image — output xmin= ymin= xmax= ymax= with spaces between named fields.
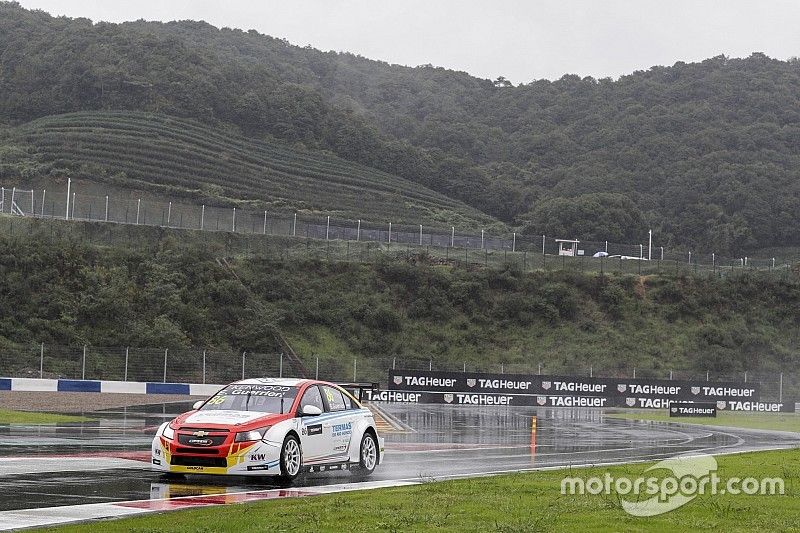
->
xmin=353 ymin=358 xmax=357 ymax=382
xmin=293 ymin=213 xmax=297 ymax=237
xmin=242 ymin=351 xmax=246 ymax=380
xmin=633 ymin=367 xmax=636 ymax=379
xmin=315 ymin=356 xmax=319 ymax=380
xmin=124 ymin=347 xmax=129 ymax=381
xmin=279 ymin=353 xmax=283 ymax=378
xmin=669 ymin=370 xmax=673 ymax=380
xmin=706 ymin=370 xmax=709 ymax=381
xmin=232 ymin=207 xmax=236 ymax=232
xmin=388 ymin=222 xmax=392 ymax=244
xmin=538 ymin=363 xmax=541 ymax=375
xmin=167 ymin=202 xmax=172 ymax=226
xmin=326 ymin=216 xmax=330 ymax=240
xmin=41 ymin=189 xmax=46 ymax=217
xmin=82 ymin=345 xmax=86 ymax=380
xmin=39 ymin=342 xmax=44 ymax=378
xmin=779 ymin=373 xmax=783 ymax=402
xmin=744 ymin=371 xmax=747 ymax=383
xmin=463 ymin=362 xmax=466 ymax=372
xmin=105 ymin=195 xmax=109 ymax=222
xmin=451 ymin=226 xmax=454 ymax=247
xmin=590 ymin=365 xmax=593 ymax=378
xmin=163 ymin=349 xmax=168 ymax=383
xmin=357 ymin=219 xmax=361 ymax=242
xmin=419 ymin=225 xmax=423 ymax=246
xmin=136 ymin=199 xmax=141 ymax=224
xmin=429 ymin=359 xmax=432 ymax=371
xmin=72 ymin=192 xmax=76 ymax=219
xmin=65 ymin=178 xmax=71 ymax=220
xmin=202 ymin=350 xmax=206 ymax=384
xmin=200 ymin=205 xmax=205 ymax=230
xmin=512 ymin=232 xmax=516 ymax=252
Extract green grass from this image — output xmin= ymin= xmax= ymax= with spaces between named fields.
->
xmin=40 ymin=448 xmax=800 ymax=532
xmin=0 ymin=409 xmax=91 ymax=424
xmin=610 ymin=410 xmax=800 ymax=433
xmin=11 ymin=111 xmax=499 ymax=228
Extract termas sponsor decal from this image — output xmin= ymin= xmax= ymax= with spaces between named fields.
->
xmin=332 ymin=422 xmax=352 ymax=437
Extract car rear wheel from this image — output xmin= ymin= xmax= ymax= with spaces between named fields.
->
xmin=278 ymin=434 xmax=302 ymax=483
xmin=353 ymin=431 xmax=378 ymax=476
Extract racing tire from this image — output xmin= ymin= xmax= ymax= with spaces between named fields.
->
xmin=352 ymin=431 xmax=378 ymax=477
xmin=277 ymin=434 xmax=303 ymax=484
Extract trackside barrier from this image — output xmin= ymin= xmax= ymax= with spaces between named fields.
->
xmin=0 ymin=377 xmax=223 ymax=397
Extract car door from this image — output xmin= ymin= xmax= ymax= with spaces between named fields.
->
xmin=297 ymin=385 xmax=328 ymax=465
xmin=320 ymin=385 xmax=359 ymax=462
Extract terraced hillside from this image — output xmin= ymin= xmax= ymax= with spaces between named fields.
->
xmin=10 ymin=111 xmax=499 ymax=227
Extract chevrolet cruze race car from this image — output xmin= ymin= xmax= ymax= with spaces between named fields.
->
xmin=151 ymin=378 xmax=384 ymax=482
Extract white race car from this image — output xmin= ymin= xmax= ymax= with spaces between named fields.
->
xmin=152 ymin=378 xmax=384 ymax=483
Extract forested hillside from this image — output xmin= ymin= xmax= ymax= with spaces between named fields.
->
xmin=1 ymin=226 xmax=798 ymax=380
xmin=2 ymin=2 xmax=800 ymax=253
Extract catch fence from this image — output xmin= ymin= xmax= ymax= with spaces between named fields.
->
xmin=1 ymin=184 xmax=794 ymax=273
xmin=0 ymin=344 xmax=795 ymax=402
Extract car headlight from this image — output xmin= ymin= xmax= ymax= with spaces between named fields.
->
xmin=161 ymin=424 xmax=175 ymax=440
xmin=234 ymin=426 xmax=272 ymax=442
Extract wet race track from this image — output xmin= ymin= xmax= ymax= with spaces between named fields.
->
xmin=1 ymin=401 xmax=799 ymax=528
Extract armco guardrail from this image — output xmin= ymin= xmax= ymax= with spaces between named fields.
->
xmin=0 ymin=377 xmax=223 ymax=397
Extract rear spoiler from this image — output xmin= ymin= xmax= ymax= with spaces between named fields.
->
xmin=335 ymin=382 xmax=379 ymax=402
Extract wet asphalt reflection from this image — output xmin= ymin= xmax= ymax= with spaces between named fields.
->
xmin=0 ymin=401 xmax=798 ymax=512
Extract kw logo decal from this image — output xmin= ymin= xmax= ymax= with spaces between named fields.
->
xmin=250 ymin=454 xmax=267 ymax=461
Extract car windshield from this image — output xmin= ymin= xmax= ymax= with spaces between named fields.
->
xmin=199 ymin=383 xmax=299 ymax=413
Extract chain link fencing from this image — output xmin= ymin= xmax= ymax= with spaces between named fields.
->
xmin=0 ymin=344 xmax=795 ymax=402
xmin=2 ymin=185 xmax=797 ymax=275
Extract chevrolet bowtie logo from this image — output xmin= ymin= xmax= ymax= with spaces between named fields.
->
xmin=192 ymin=430 xmax=210 ymax=437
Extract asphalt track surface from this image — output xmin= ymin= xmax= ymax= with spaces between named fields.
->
xmin=0 ymin=401 xmax=798 ymax=523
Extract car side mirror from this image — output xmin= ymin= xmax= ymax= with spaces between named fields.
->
xmin=300 ymin=405 xmax=322 ymax=416
xmin=192 ymin=400 xmax=204 ymax=410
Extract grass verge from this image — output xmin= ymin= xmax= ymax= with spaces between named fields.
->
xmin=610 ymin=410 xmax=800 ymax=433
xmin=0 ymin=408 xmax=92 ymax=424
xmin=41 ymin=449 xmax=800 ymax=532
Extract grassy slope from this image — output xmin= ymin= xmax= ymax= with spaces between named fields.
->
xmin=42 ymin=449 xmax=800 ymax=532
xmin=8 ymin=111 xmax=499 ymax=228
xmin=610 ymin=411 xmax=800 ymax=433
xmin=0 ymin=409 xmax=91 ymax=424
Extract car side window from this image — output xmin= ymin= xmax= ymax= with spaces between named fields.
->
xmin=321 ymin=385 xmax=346 ymax=412
xmin=340 ymin=390 xmax=354 ymax=410
xmin=299 ymin=385 xmax=324 ymax=413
